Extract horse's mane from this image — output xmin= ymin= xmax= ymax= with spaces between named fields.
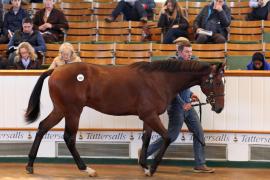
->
xmin=130 ymin=60 xmax=210 ymax=73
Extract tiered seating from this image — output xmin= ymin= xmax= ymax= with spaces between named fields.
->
xmin=263 ymin=21 xmax=270 ymax=43
xmin=229 ymin=1 xmax=251 ymax=20
xmin=61 ymin=2 xmax=93 ymax=22
xmin=151 ymin=44 xmax=177 ymax=61
xmin=263 ymin=43 xmax=270 ymax=63
xmin=115 ymin=43 xmax=151 ymax=65
xmin=192 ymin=44 xmax=225 ymax=62
xmin=79 ymin=43 xmax=114 ymax=65
xmin=229 ymin=21 xmax=262 ymax=43
xmin=92 ymin=1 xmax=118 ymax=21
xmin=44 ymin=44 xmax=61 ymax=65
xmin=66 ymin=22 xmax=97 ymax=42
xmin=0 ymin=44 xmax=8 ymax=57
xmin=97 ymin=21 xmax=130 ymax=42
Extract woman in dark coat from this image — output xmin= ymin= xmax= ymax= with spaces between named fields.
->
xmin=158 ymin=0 xmax=189 ymax=44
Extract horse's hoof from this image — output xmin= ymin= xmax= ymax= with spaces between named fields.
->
xmin=26 ymin=166 xmax=33 ymax=174
xmin=88 ymin=171 xmax=97 ymax=177
xmin=144 ymin=168 xmax=152 ymax=177
xmin=84 ymin=167 xmax=97 ymax=177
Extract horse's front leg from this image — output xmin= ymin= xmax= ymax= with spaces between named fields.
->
xmin=141 ymin=113 xmax=171 ymax=176
xmin=149 ymin=131 xmax=170 ymax=176
xmin=138 ymin=123 xmax=152 ymax=174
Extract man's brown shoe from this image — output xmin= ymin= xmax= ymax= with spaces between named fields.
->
xmin=193 ymin=165 xmax=215 ymax=173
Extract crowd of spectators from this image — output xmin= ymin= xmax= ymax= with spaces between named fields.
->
xmin=0 ymin=0 xmax=269 ymax=70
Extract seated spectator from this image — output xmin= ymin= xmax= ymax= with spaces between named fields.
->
xmin=14 ymin=42 xmax=40 ymax=69
xmin=0 ymin=3 xmax=3 ymax=38
xmin=33 ymin=0 xmax=69 ymax=43
xmin=193 ymin=0 xmax=231 ymax=44
xmin=48 ymin=42 xmax=81 ymax=69
xmin=8 ymin=17 xmax=46 ymax=67
xmin=247 ymin=52 xmax=270 ymax=70
xmin=158 ymin=0 xmax=188 ymax=44
xmin=246 ymin=0 xmax=270 ymax=20
xmin=104 ymin=0 xmax=156 ymax=23
xmin=0 ymin=0 xmax=29 ymax=44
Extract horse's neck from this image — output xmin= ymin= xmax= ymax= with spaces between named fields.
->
xmin=167 ymin=72 xmax=202 ymax=95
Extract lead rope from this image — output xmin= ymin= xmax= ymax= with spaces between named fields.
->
xmin=190 ymin=99 xmax=208 ymax=146
xmin=192 ymin=99 xmax=208 ymax=123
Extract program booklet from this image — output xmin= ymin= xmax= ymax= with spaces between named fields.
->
xmin=197 ymin=29 xmax=213 ymax=36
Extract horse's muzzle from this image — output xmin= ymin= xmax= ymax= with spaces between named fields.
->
xmin=212 ymin=106 xmax=223 ymax=114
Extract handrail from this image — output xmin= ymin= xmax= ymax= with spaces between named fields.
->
xmin=1 ymin=128 xmax=270 ymax=134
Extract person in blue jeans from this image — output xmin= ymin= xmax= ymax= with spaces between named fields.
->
xmin=145 ymin=40 xmax=215 ymax=173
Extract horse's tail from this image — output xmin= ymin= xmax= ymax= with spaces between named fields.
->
xmin=25 ymin=69 xmax=54 ymax=124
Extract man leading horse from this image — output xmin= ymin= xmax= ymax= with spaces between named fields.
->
xmin=143 ymin=41 xmax=216 ymax=173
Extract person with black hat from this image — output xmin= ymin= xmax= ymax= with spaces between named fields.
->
xmin=247 ymin=52 xmax=270 ymax=70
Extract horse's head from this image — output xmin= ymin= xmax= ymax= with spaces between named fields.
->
xmin=200 ymin=63 xmax=225 ymax=114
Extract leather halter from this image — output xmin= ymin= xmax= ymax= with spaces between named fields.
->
xmin=202 ymin=73 xmax=225 ymax=105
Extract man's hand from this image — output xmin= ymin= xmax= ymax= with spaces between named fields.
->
xmin=39 ymin=24 xmax=46 ymax=31
xmin=196 ymin=28 xmax=203 ymax=34
xmin=183 ymin=103 xmax=192 ymax=111
xmin=44 ymin=23 xmax=52 ymax=29
xmin=161 ymin=5 xmax=167 ymax=14
xmin=172 ymin=24 xmax=179 ymax=28
xmin=39 ymin=23 xmax=52 ymax=31
xmin=191 ymin=94 xmax=199 ymax=102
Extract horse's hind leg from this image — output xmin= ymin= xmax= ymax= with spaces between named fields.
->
xmin=26 ymin=108 xmax=63 ymax=174
xmin=63 ymin=109 xmax=97 ymax=177
xmin=138 ymin=123 xmax=152 ymax=173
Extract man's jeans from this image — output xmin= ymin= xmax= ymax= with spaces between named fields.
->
xmin=147 ymin=95 xmax=206 ymax=167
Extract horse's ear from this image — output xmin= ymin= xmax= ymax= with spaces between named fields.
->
xmin=218 ymin=63 xmax=226 ymax=74
xmin=210 ymin=64 xmax=217 ymax=73
xmin=214 ymin=62 xmax=226 ymax=73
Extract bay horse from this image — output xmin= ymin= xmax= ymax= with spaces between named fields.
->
xmin=25 ymin=60 xmax=225 ymax=177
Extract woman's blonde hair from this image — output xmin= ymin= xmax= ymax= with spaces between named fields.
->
xmin=58 ymin=42 xmax=79 ymax=62
xmin=15 ymin=42 xmax=37 ymax=62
